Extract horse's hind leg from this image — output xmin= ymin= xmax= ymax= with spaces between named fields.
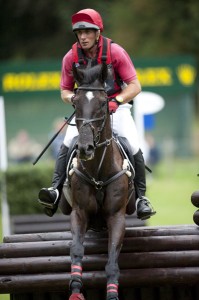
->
xmin=69 ymin=209 xmax=87 ymax=299
xmin=105 ymin=211 xmax=125 ymax=300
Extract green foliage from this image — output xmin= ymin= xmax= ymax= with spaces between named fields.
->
xmin=0 ymin=0 xmax=112 ymax=60
xmin=5 ymin=162 xmax=54 ymax=215
xmin=1 ymin=0 xmax=199 ymax=60
xmin=107 ymin=0 xmax=199 ymax=60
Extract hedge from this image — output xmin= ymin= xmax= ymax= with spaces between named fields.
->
xmin=4 ymin=161 xmax=55 ymax=215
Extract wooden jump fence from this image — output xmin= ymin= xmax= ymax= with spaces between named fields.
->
xmin=10 ymin=213 xmax=145 ymax=234
xmin=1 ymin=224 xmax=199 ymax=300
xmin=0 ymin=190 xmax=198 ymax=299
xmin=191 ymin=190 xmax=199 ymax=226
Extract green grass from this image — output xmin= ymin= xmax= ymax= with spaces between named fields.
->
xmin=0 ymin=158 xmax=198 ymax=299
xmin=146 ymin=157 xmax=199 ymax=226
xmin=0 ymin=294 xmax=9 ymax=300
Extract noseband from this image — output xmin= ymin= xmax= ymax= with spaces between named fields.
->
xmin=75 ymin=86 xmax=109 ymax=147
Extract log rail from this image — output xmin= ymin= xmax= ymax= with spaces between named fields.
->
xmin=1 ymin=224 xmax=199 ymax=299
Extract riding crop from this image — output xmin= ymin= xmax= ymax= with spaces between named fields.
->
xmin=32 ymin=110 xmax=76 ymax=165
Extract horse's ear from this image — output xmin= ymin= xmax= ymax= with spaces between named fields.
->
xmin=101 ymin=62 xmax=108 ymax=83
xmin=72 ymin=63 xmax=84 ymax=85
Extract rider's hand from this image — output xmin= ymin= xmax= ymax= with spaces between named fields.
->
xmin=70 ymin=94 xmax=76 ymax=108
xmin=70 ymin=94 xmax=76 ymax=103
xmin=108 ymin=100 xmax=119 ymax=114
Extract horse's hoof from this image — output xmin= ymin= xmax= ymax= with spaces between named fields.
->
xmin=69 ymin=293 xmax=85 ymax=300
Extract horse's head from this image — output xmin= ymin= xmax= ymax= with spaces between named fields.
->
xmin=72 ymin=63 xmax=109 ymax=161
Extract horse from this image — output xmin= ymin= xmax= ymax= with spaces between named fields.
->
xmin=61 ymin=62 xmax=135 ymax=300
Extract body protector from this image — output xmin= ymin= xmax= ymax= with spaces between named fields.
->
xmin=72 ymin=35 xmax=123 ymax=96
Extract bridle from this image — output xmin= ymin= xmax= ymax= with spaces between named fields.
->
xmin=75 ymin=86 xmax=110 ymax=148
xmin=71 ymin=85 xmax=128 ymax=190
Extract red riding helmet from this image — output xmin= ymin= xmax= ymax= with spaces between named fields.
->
xmin=72 ymin=8 xmax=104 ymax=32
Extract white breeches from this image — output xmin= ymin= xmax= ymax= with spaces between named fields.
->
xmin=63 ymin=103 xmax=140 ymax=155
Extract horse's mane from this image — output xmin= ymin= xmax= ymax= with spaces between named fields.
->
xmin=73 ymin=63 xmax=107 ymax=86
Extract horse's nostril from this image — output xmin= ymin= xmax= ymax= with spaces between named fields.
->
xmin=77 ymin=144 xmax=94 ymax=156
xmin=87 ymin=145 xmax=94 ymax=153
xmin=77 ymin=144 xmax=94 ymax=161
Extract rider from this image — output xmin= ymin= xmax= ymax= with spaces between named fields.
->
xmin=38 ymin=8 xmax=156 ymax=220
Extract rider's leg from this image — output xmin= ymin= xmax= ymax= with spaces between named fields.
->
xmin=38 ymin=118 xmax=78 ymax=216
xmin=112 ymin=104 xmax=156 ymax=220
xmin=133 ymin=149 xmax=156 ymax=220
xmin=38 ymin=143 xmax=68 ymax=215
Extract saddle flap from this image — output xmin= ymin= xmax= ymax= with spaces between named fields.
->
xmin=115 ymin=136 xmax=135 ymax=177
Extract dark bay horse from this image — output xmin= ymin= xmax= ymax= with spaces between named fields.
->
xmin=66 ymin=63 xmax=135 ymax=300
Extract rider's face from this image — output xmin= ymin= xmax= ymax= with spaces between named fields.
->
xmin=75 ymin=29 xmax=99 ymax=51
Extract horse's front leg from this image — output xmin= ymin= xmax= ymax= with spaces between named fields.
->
xmin=105 ymin=206 xmax=126 ymax=300
xmin=69 ymin=207 xmax=88 ymax=299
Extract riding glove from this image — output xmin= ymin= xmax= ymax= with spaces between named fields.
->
xmin=108 ymin=99 xmax=119 ymax=114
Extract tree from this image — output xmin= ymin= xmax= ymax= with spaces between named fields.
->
xmin=0 ymin=0 xmax=112 ymax=60
xmin=108 ymin=0 xmax=199 ymax=60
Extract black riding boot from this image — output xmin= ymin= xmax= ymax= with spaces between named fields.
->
xmin=38 ymin=143 xmax=68 ymax=217
xmin=133 ymin=149 xmax=156 ymax=220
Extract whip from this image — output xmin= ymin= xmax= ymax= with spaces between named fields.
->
xmin=33 ymin=111 xmax=75 ymax=165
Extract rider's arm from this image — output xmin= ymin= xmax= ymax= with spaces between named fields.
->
xmin=60 ymin=50 xmax=75 ymax=104
xmin=111 ymin=43 xmax=142 ymax=103
xmin=61 ymin=89 xmax=75 ymax=104
xmin=117 ymin=78 xmax=141 ymax=104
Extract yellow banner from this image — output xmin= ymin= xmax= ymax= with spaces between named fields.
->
xmin=2 ymin=71 xmax=60 ymax=92
xmin=1 ymin=63 xmax=196 ymax=93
